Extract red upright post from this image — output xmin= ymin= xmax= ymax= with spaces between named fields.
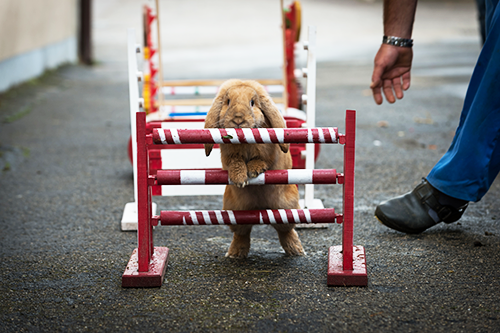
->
xmin=342 ymin=110 xmax=355 ymax=271
xmin=122 ymin=111 xmax=169 ymax=287
xmin=327 ymin=110 xmax=367 ymax=286
xmin=137 ymin=112 xmax=152 ymax=271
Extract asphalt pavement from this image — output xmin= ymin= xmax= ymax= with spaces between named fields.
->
xmin=1 ymin=0 xmax=499 ymax=332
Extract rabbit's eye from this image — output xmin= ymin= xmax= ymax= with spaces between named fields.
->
xmin=250 ymin=100 xmax=255 ymax=107
xmin=227 ymin=99 xmax=230 ymax=105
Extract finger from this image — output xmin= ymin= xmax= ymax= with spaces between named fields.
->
xmin=370 ymin=55 xmax=387 ymax=89
xmin=372 ymin=86 xmax=383 ymax=105
xmin=382 ymin=79 xmax=396 ymax=104
xmin=402 ymin=71 xmax=411 ymax=91
xmin=370 ymin=63 xmax=386 ymax=90
xmin=392 ymin=77 xmax=404 ymax=100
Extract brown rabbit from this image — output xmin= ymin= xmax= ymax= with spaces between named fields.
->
xmin=204 ymin=79 xmax=305 ymax=258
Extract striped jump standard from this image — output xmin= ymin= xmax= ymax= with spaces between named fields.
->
xmin=122 ymin=110 xmax=367 ymax=287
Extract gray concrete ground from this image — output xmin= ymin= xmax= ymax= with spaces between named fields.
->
xmin=1 ymin=0 xmax=499 ymax=332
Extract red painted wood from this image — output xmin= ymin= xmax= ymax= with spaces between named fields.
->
xmin=160 ymin=208 xmax=339 ymax=225
xmin=122 ymin=247 xmax=169 ymax=287
xmin=148 ymin=149 xmax=162 ymax=170
xmin=136 ymin=112 xmax=152 ymax=272
xmin=311 ymin=169 xmax=337 ymax=184
xmin=206 ymin=169 xmax=229 ymax=184
xmin=327 ymin=245 xmax=367 ymax=286
xmin=342 ymin=110 xmax=356 ymax=271
xmin=284 ymin=3 xmax=298 ymax=109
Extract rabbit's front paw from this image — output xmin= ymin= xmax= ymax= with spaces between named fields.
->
xmin=247 ymin=160 xmax=267 ymax=179
xmin=237 ymin=180 xmax=249 ymax=188
xmin=231 ymin=175 xmax=249 ymax=188
xmin=248 ymin=168 xmax=266 ymax=179
xmin=228 ymin=166 xmax=249 ymax=188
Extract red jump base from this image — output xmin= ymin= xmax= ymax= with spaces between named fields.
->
xmin=327 ymin=245 xmax=367 ymax=286
xmin=122 ymin=247 xmax=169 ymax=287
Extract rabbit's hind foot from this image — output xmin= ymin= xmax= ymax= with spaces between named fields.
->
xmin=226 ymin=230 xmax=251 ymax=259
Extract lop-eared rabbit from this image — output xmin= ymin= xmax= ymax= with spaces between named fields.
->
xmin=204 ymin=79 xmax=305 ymax=258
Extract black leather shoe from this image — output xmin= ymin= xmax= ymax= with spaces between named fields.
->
xmin=375 ymin=179 xmax=468 ymax=234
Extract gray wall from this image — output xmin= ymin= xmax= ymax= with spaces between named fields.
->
xmin=0 ymin=0 xmax=78 ymax=92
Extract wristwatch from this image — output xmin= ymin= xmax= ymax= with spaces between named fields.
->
xmin=383 ymin=35 xmax=413 ymax=48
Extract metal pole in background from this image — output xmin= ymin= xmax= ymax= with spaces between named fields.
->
xmin=79 ymin=0 xmax=93 ymax=65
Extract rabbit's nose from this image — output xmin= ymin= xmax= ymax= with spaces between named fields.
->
xmin=233 ymin=118 xmax=244 ymax=127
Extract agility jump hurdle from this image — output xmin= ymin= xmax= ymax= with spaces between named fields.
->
xmin=138 ymin=0 xmax=300 ymax=118
xmin=122 ymin=22 xmax=325 ymax=230
xmin=122 ymin=109 xmax=368 ymax=287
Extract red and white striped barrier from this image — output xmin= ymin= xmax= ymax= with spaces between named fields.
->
xmin=122 ymin=110 xmax=368 ymax=288
xmin=153 ymin=127 xmax=338 ymax=145
xmin=155 ymin=169 xmax=340 ymax=185
xmin=157 ymin=208 xmax=340 ymax=226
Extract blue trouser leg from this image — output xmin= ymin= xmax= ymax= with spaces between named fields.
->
xmin=427 ymin=0 xmax=500 ymax=202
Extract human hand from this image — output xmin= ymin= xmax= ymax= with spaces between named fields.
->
xmin=370 ymin=44 xmax=413 ymax=105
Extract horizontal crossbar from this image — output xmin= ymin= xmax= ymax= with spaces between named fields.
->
xmin=160 ymin=79 xmax=284 ymax=87
xmin=152 ymin=127 xmax=339 ymax=145
xmin=161 ymin=85 xmax=284 ymax=96
xmin=156 ymin=99 xmax=217 ymax=106
xmin=156 ymin=97 xmax=285 ymax=106
xmin=156 ymin=208 xmax=341 ymax=226
xmin=155 ymin=169 xmax=340 ymax=185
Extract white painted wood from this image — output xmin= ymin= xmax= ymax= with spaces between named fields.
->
xmin=161 ymin=85 xmax=283 ymax=96
xmin=127 ymin=29 xmax=140 ymax=205
xmin=160 ymin=148 xmax=221 ymax=170
xmin=304 ymin=26 xmax=318 ymax=210
xmin=299 ymin=26 xmax=327 ymax=229
xmin=155 ymin=0 xmax=164 ymax=108
xmin=161 ymin=185 xmax=225 ymax=196
xmin=159 ymin=121 xmax=205 ymax=129
xmin=280 ymin=0 xmax=288 ymax=114
xmin=121 ymin=202 xmax=157 ymax=231
xmin=121 ymin=29 xmax=141 ymax=231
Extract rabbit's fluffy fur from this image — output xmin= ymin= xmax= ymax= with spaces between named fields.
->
xmin=204 ymin=79 xmax=304 ymax=258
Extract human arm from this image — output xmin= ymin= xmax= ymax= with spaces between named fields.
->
xmin=371 ymin=0 xmax=418 ymax=104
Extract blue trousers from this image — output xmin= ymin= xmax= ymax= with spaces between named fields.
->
xmin=427 ymin=0 xmax=500 ymax=202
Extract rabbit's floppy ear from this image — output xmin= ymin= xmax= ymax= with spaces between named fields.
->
xmin=204 ymin=79 xmax=242 ymax=156
xmin=247 ymin=80 xmax=289 ymax=154
xmin=204 ymin=97 xmax=220 ymax=156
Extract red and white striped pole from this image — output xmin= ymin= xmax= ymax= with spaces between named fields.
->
xmin=152 ymin=127 xmax=338 ymax=145
xmin=158 ymin=208 xmax=339 ymax=226
xmin=155 ymin=169 xmax=341 ymax=185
